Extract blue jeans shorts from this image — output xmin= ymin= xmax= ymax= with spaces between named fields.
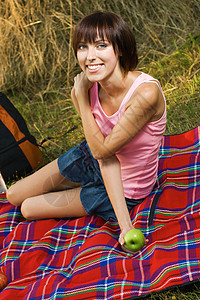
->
xmin=57 ymin=140 xmax=144 ymax=222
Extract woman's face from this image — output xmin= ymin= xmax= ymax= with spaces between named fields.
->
xmin=76 ymin=35 xmax=121 ymax=83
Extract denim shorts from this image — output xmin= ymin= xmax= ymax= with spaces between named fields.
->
xmin=57 ymin=140 xmax=144 ymax=222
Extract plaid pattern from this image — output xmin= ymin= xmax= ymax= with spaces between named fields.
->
xmin=0 ymin=126 xmax=199 ymax=299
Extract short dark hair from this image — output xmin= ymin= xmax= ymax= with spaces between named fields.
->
xmin=72 ymin=11 xmax=138 ymax=74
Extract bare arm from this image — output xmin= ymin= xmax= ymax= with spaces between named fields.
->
xmin=72 ymin=72 xmax=160 ymax=245
xmin=71 ymin=87 xmax=81 ymax=117
xmin=72 ymin=72 xmax=160 ymax=160
xmin=71 ymin=75 xmax=134 ymax=243
xmin=98 ymin=155 xmax=133 ymax=245
xmin=71 ymin=76 xmax=135 ymax=243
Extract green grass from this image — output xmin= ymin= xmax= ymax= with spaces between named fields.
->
xmin=9 ymin=88 xmax=84 ymax=162
xmin=145 ymin=280 xmax=200 ymax=300
xmin=140 ymin=34 xmax=200 ymax=136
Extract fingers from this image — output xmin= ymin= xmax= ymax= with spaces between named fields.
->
xmin=121 ymin=244 xmax=137 ymax=255
xmin=118 ymin=234 xmax=124 ymax=246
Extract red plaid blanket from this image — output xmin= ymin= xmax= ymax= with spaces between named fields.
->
xmin=0 ymin=126 xmax=199 ymax=299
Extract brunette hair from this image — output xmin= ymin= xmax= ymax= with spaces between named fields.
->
xmin=72 ymin=11 xmax=138 ymax=74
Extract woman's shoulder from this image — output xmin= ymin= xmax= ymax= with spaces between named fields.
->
xmin=126 ymin=71 xmax=161 ymax=101
xmin=131 ymin=71 xmax=158 ymax=82
xmin=127 ymin=71 xmax=166 ymax=122
xmin=130 ymin=71 xmax=163 ymax=96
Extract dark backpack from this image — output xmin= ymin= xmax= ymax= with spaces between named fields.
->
xmin=0 ymin=92 xmax=44 ymax=183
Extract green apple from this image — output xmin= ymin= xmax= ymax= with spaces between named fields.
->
xmin=123 ymin=228 xmax=145 ymax=252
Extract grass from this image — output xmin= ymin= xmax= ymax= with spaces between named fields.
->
xmin=146 ymin=282 xmax=200 ymax=300
xmin=0 ymin=1 xmax=200 ymax=299
xmin=143 ymin=35 xmax=200 ymax=135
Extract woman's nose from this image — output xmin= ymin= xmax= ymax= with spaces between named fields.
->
xmin=87 ymin=45 xmax=96 ymax=60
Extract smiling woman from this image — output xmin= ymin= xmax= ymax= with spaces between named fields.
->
xmin=7 ymin=11 xmax=166 ymax=253
xmin=72 ymin=11 xmax=138 ymax=75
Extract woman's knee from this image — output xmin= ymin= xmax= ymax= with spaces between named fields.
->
xmin=7 ymin=186 xmax=37 ymax=220
xmin=21 ymin=198 xmax=36 ymax=220
xmin=6 ymin=184 xmax=22 ymax=206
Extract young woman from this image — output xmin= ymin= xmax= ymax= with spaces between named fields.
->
xmin=7 ymin=11 xmax=166 ymax=249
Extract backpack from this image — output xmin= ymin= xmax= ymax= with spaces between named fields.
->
xmin=0 ymin=92 xmax=44 ymax=183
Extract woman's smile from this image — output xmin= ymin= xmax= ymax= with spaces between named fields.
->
xmin=87 ymin=64 xmax=104 ymax=73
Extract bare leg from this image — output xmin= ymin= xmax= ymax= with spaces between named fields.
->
xmin=21 ymin=187 xmax=89 ymax=220
xmin=7 ymin=159 xmax=80 ymax=207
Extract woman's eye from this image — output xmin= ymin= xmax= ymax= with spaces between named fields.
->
xmin=97 ymin=43 xmax=107 ymax=49
xmin=78 ymin=44 xmax=87 ymax=50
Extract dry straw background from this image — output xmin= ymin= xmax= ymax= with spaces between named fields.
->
xmin=0 ymin=0 xmax=199 ymax=95
xmin=0 ymin=0 xmax=199 ymax=161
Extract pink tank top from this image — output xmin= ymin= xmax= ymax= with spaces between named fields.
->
xmin=90 ymin=72 xmax=166 ymax=199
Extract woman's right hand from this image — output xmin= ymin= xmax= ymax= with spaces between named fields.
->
xmin=73 ymin=72 xmax=93 ymax=98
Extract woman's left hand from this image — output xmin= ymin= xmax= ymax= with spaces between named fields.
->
xmin=73 ymin=72 xmax=93 ymax=98
xmin=118 ymin=226 xmax=134 ymax=247
xmin=119 ymin=227 xmax=149 ymax=254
